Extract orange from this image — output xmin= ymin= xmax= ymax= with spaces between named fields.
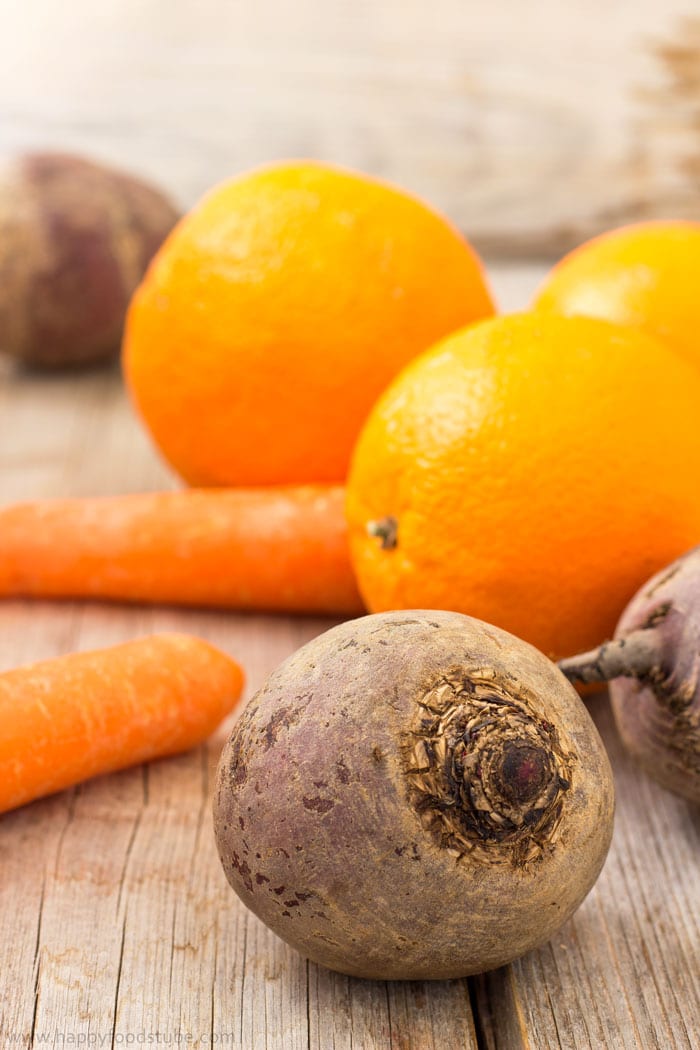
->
xmin=123 ymin=161 xmax=494 ymax=486
xmin=346 ymin=312 xmax=700 ymax=660
xmin=533 ymin=221 xmax=700 ymax=365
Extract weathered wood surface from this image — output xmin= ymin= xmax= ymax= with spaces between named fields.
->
xmin=0 ymin=265 xmax=698 ymax=1049
xmin=2 ymin=0 xmax=700 ymax=256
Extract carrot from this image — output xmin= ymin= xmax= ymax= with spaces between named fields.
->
xmin=0 ymin=633 xmax=244 ymax=814
xmin=0 ymin=485 xmax=364 ymax=615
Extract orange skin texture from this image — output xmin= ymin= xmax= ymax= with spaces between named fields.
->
xmin=533 ymin=221 xmax=700 ymax=366
xmin=0 ymin=486 xmax=363 ymax=616
xmin=123 ymin=161 xmax=494 ymax=486
xmin=346 ymin=313 xmax=700 ymax=660
xmin=0 ymin=634 xmax=244 ymax=814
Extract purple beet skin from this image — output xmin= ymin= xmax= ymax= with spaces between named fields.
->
xmin=559 ymin=547 xmax=700 ymax=804
xmin=214 ymin=610 xmax=614 ymax=980
xmin=0 ymin=152 xmax=179 ymax=367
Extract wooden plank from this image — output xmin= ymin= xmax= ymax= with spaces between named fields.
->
xmin=2 ymin=1 xmax=700 ymax=256
xmin=308 ymin=967 xmax=478 ymax=1050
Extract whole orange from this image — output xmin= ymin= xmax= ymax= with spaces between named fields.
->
xmin=123 ymin=161 xmax=494 ymax=486
xmin=533 ymin=221 xmax=700 ymax=365
xmin=346 ymin=313 xmax=700 ymax=660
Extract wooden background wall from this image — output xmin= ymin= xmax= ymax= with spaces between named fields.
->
xmin=1 ymin=0 xmax=699 ymax=255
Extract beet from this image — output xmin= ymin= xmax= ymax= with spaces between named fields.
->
xmin=0 ymin=151 xmax=179 ymax=367
xmin=214 ymin=610 xmax=614 ymax=980
xmin=559 ymin=546 xmax=700 ymax=804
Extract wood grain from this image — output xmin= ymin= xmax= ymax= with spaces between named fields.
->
xmin=0 ymin=265 xmax=698 ymax=1049
xmin=2 ymin=1 xmax=700 ymax=256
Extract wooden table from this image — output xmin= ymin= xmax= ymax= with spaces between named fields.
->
xmin=0 ymin=266 xmax=697 ymax=1050
xmin=4 ymin=0 xmax=700 ymax=258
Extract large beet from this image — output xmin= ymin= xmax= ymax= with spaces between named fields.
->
xmin=214 ymin=610 xmax=614 ymax=980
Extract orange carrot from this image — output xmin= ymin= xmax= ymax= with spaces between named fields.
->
xmin=0 ymin=633 xmax=244 ymax=814
xmin=0 ymin=485 xmax=364 ymax=615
